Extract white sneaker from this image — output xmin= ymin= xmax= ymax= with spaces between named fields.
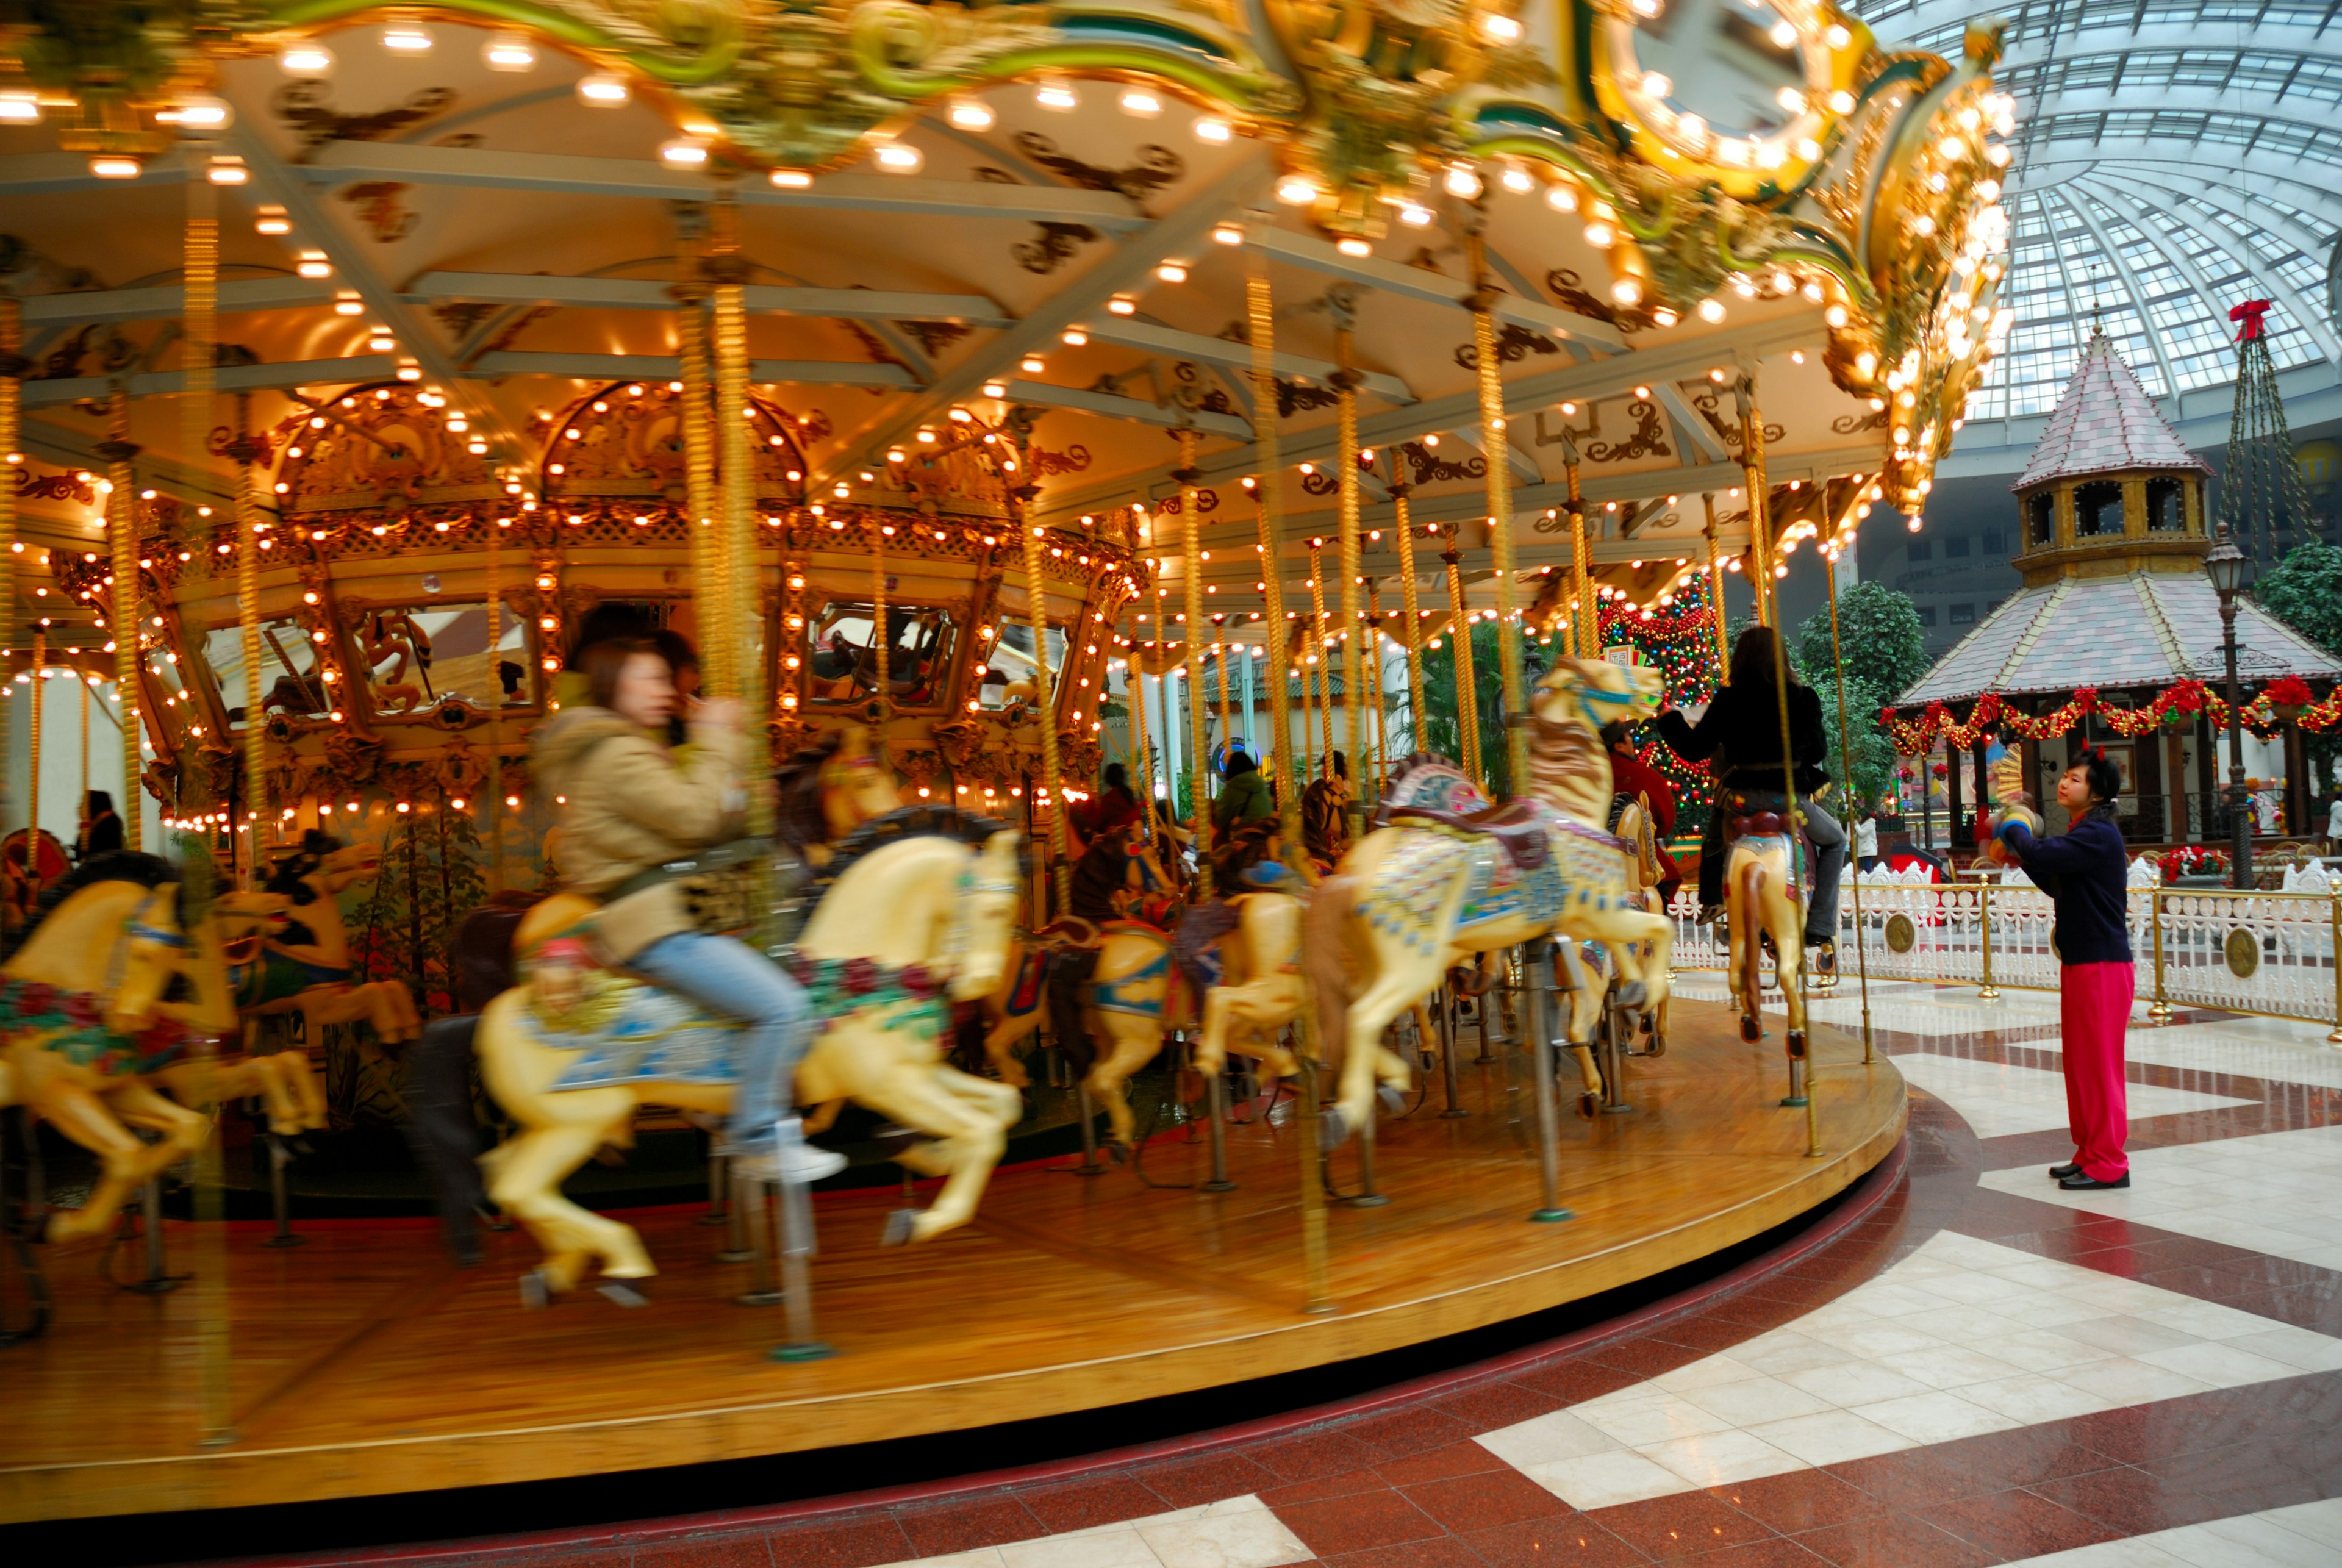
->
xmin=729 ymin=1122 xmax=847 ymax=1185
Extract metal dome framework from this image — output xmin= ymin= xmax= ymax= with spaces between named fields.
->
xmin=1852 ymin=0 xmax=2342 ymax=431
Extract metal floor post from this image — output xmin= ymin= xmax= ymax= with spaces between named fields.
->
xmin=1439 ymin=988 xmax=1466 ymax=1118
xmin=700 ymin=1151 xmax=729 ymax=1227
xmin=1072 ymin=1085 xmax=1105 ymax=1176
xmin=263 ymin=1134 xmax=304 ymax=1248
xmin=132 ymin=1176 xmax=179 ymax=1294
xmin=1201 ymin=1069 xmax=1236 ymax=1192
xmin=736 ymin=1176 xmax=782 ymax=1306
xmin=768 ymin=1170 xmax=832 ymax=1362
xmin=718 ymin=1160 xmax=754 ymax=1262
xmin=1524 ymin=940 xmax=1571 ymax=1223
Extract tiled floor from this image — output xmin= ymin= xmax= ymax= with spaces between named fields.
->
xmin=328 ymin=983 xmax=2342 ymax=1568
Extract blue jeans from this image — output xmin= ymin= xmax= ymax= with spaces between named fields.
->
xmin=629 ymin=931 xmax=811 ymax=1152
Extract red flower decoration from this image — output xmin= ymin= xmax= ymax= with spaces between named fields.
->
xmin=2265 ymin=675 xmax=2315 ymax=707
xmin=901 ymin=965 xmax=937 ymax=999
xmin=842 ymin=956 xmax=877 ymax=996
xmin=61 ymin=992 xmax=102 ymax=1029
xmin=16 ymin=981 xmax=56 ymax=1017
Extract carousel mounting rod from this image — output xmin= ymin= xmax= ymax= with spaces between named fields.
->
xmin=816 ymin=160 xmax=1270 ymax=484
xmin=1250 ymin=229 xmax=1625 ymax=350
xmin=409 ymin=272 xmax=1013 ymax=328
xmin=466 ymin=351 xmax=918 ymax=389
xmin=296 ymin=142 xmax=1153 ymax=231
xmin=1038 ymin=309 xmax=1832 ymax=516
xmin=19 ymin=276 xmax=335 ymax=324
xmin=21 ymin=355 xmax=399 ymax=409
xmin=1086 ymin=319 xmax=1414 ymax=404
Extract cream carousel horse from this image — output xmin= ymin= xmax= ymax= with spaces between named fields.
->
xmin=1305 ymin=659 xmax=1674 ymax=1144
xmin=246 ymin=832 xmax=422 ymax=1046
xmin=0 ymin=854 xmax=317 ymax=1244
xmin=774 ymin=723 xmax=902 ymax=862
xmin=1720 ymin=793 xmax=1811 ymax=1057
xmin=475 ymin=815 xmax=1024 ymax=1297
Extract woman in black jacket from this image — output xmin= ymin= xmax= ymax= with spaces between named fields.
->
xmin=1653 ymin=626 xmax=1846 ymax=952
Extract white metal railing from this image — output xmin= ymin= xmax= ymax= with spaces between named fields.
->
xmin=1666 ymin=876 xmax=2342 ymax=1034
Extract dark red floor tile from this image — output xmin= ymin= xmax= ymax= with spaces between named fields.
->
xmin=1345 ymin=1403 xmax=1481 ymax=1459
xmin=892 ymin=1496 xmax=1044 ymax=1558
xmin=1430 ymin=1381 xmax=1565 ymax=1431
xmin=1261 ymin=1468 xmax=1400 ymax=1508
xmin=1135 ymin=1450 xmax=1281 ymax=1508
xmin=1587 ymin=1339 xmax=1700 ymax=1379
xmin=1273 ymin=1488 xmax=1446 ymax=1557
xmin=1457 ymin=1517 xmax=1645 ymax=1566
xmin=1014 ymin=1473 xmax=1168 ymax=1533
xmin=1825 ymin=1448 xmax=2002 ymax=1509
xmin=1397 ymin=1468 xmax=1575 ymax=1531
xmin=1650 ymin=1316 xmax=1767 ymax=1353
xmin=632 ymin=1535 xmax=772 ymax=1568
xmin=757 ymin=1515 xmax=914 ymax=1568
xmin=1250 ymin=1428 xmax=1389 ymax=1482
xmin=1591 ymin=1492 xmax=1780 ymax=1559
xmin=1512 ymin=1358 xmax=1639 ymax=1405
xmin=2029 ymin=1465 xmax=2235 ymax=1535
xmin=1791 ymin=1512 xmax=1993 ymax=1568
xmin=1916 ymin=1487 xmax=2118 ymax=1559
xmin=1708 ymin=1470 xmax=1890 ymax=1534
xmin=1373 ymin=1440 xmax=1513 ymax=1486
xmin=1688 ymin=1540 xmax=1832 ymax=1567
xmin=1938 ymin=1425 xmax=2120 ymax=1490
xmin=1322 ymin=1537 xmax=1486 ymax=1567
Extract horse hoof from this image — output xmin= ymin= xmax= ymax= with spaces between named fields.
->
xmin=1317 ymin=1106 xmax=1351 ymax=1150
xmin=1378 ymin=1084 xmax=1406 ymax=1116
xmin=596 ymin=1281 xmax=650 ymax=1309
xmin=1103 ymin=1140 xmax=1130 ymax=1167
xmin=519 ymin=1270 xmax=551 ymax=1310
xmin=1787 ymin=1030 xmax=1808 ymax=1061
xmin=1577 ymin=1092 xmax=1599 ymax=1122
xmin=881 ymin=1208 xmax=920 ymax=1247
xmin=475 ymin=1205 xmax=515 ymax=1234
xmin=1739 ymin=1015 xmax=1762 ymax=1044
xmin=1616 ymin=980 xmax=1648 ymax=1010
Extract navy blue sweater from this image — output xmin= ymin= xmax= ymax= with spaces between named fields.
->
xmin=1998 ymin=806 xmax=2133 ymax=965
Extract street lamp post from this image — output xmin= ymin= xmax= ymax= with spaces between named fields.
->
xmin=2204 ymin=524 xmax=2252 ymax=891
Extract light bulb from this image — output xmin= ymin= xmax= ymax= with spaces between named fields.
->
xmin=947 ymin=98 xmax=995 ymax=131
xmin=485 ymin=33 xmax=536 ymax=71
xmin=577 ymin=73 xmax=629 ymax=106
xmin=1194 ymin=116 xmax=1233 ymax=143
xmin=1119 ymin=88 xmax=1162 ymax=117
xmin=874 ymin=141 xmax=923 ymax=173
xmin=279 ymin=42 xmax=335 ymax=76
xmin=381 ymin=23 xmax=433 ymax=54
xmin=1035 ymin=82 xmax=1079 ymax=111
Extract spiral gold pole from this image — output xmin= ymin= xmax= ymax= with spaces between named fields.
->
xmin=234 ymin=396 xmax=268 ymax=876
xmin=1127 ymin=550 xmax=1156 ymax=833
xmin=1009 ymin=415 xmax=1070 ymax=909
xmin=1177 ymin=428 xmax=1215 ymax=893
xmin=483 ymin=504 xmax=504 ymax=892
xmin=1151 ymin=567 xmax=1172 ymax=820
xmin=870 ymin=521 xmax=890 ymax=728
xmin=29 ymin=627 xmax=41 ymax=876
xmin=0 ymin=298 xmax=19 ymax=836
xmin=1333 ymin=335 xmax=1366 ymax=838
xmin=79 ymin=673 xmax=89 ymax=823
xmin=1212 ymin=613 xmax=1233 ymax=753
xmin=1306 ymin=539 xmax=1335 ymax=780
xmin=676 ymin=285 xmax=728 ymax=699
xmin=1565 ymin=447 xmax=1597 ymax=660
xmin=102 ymin=390 xmax=141 ymax=851
xmin=1464 ymin=225 xmax=1529 ymax=795
xmin=1364 ymin=578 xmax=1385 ymax=793
xmin=1702 ymin=493 xmax=1732 ymax=670
xmin=1444 ymin=549 xmax=1481 ymax=784
xmin=1388 ymin=484 xmax=1425 ymax=750
xmin=1824 ymin=546 xmax=1875 ymax=1066
xmin=1736 ymin=375 xmax=1774 ymax=628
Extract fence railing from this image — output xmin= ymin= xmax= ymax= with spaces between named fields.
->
xmin=1666 ymin=880 xmax=2342 ymax=1036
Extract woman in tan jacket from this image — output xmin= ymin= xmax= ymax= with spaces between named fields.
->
xmin=531 ymin=638 xmax=844 ymax=1185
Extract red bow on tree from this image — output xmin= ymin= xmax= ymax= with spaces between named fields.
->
xmin=2230 ymin=299 xmax=2272 ymax=342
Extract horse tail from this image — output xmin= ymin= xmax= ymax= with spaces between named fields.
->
xmin=1303 ymin=872 xmax=1356 ymax=1065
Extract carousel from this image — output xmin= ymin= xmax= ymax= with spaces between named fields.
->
xmin=0 ymin=0 xmax=1991 ymax=1529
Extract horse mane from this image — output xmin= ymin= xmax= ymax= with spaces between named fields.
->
xmin=1527 ymin=700 xmax=1614 ymax=816
xmin=812 ymin=804 xmax=1019 ymax=895
xmin=772 ymin=732 xmax=848 ymax=850
xmin=263 ymin=828 xmax=342 ymax=904
xmin=3 ymin=850 xmax=182 ymax=962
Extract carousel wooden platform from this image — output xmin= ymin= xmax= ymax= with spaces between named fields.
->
xmin=0 ymin=1000 xmax=1904 ymax=1525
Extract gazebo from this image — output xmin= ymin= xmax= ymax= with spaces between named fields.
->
xmin=1888 ymin=329 xmax=2342 ymax=848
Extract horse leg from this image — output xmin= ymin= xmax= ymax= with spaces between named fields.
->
xmin=1082 ymin=1013 xmax=1158 ymax=1152
xmin=860 ymin=1065 xmax=1008 ymax=1243
xmin=1769 ymin=883 xmax=1808 ymax=1060
xmin=1550 ymin=941 xmax=1606 ymax=1108
xmin=37 ymin=1078 xmax=205 ymax=1244
xmin=982 ymin=1008 xmax=1036 ymax=1089
xmin=489 ymin=1121 xmax=656 ymax=1292
xmin=1331 ymin=962 xmax=1427 ymax=1146
xmin=1730 ymin=860 xmax=1766 ymax=1042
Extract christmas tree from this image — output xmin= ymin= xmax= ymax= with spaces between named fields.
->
xmin=1599 ymin=574 xmax=1726 ymax=833
xmin=2219 ymin=299 xmax=2317 ymax=575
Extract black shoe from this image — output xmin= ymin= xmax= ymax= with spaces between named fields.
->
xmin=2049 ymin=1163 xmax=2081 ymax=1181
xmin=2058 ymin=1171 xmax=2129 ymax=1190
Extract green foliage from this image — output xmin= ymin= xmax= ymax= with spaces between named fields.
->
xmin=1794 ymin=584 xmax=1930 ymax=815
xmin=2251 ymin=540 xmax=2342 ymax=803
xmin=1397 ymin=619 xmax=1516 ymax=798
xmin=338 ymin=795 xmax=489 ymax=1128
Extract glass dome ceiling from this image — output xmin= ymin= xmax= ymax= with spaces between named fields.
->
xmin=1850 ymin=0 xmax=2342 ymax=423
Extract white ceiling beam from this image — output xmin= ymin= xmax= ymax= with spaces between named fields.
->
xmin=406 ymin=271 xmax=1013 ymax=327
xmin=296 ymin=141 xmax=1151 ymax=231
xmin=2080 ymin=179 xmax=2342 ymax=367
xmin=1653 ymin=382 xmax=1731 ymax=463
xmin=21 ymin=354 xmax=399 ymax=409
xmin=816 ymin=160 xmax=1273 ymax=483
xmin=0 ymin=151 xmax=193 ymax=195
xmin=19 ymin=276 xmax=334 ymax=324
xmin=466 ymin=351 xmax=919 ymax=388
xmin=1001 ymin=378 xmax=1251 ymax=439
xmin=1082 ymin=317 xmax=1414 ymax=404
xmin=2036 ymin=187 xmax=2180 ymax=400
xmin=2115 ymin=171 xmax=2341 ymax=263
xmin=1250 ymin=227 xmax=1626 ymax=351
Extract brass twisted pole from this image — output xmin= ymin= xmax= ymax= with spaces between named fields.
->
xmin=102 ymin=389 xmax=141 ymax=850
xmin=1126 ymin=529 xmax=1156 ymax=831
xmin=676 ymin=282 xmax=728 ymax=698
xmin=1464 ymin=218 xmax=1530 ymax=794
xmin=1211 ymin=613 xmax=1233 ymax=751
xmin=1333 ymin=317 xmax=1367 ymax=838
xmin=1306 ymin=539 xmax=1333 ymax=779
xmin=870 ymin=520 xmax=890 ymax=727
xmin=1364 ymin=578 xmax=1386 ymax=792
xmin=0 ymin=297 xmax=20 ymax=837
xmin=1388 ymin=480 xmax=1426 ymax=751
xmin=484 ymin=500 xmax=504 ymax=891
xmin=1702 ymin=493 xmax=1732 ymax=669
xmin=1008 ymin=412 xmax=1070 ymax=909
xmin=1736 ymin=376 xmax=1774 ymax=628
xmin=1177 ymin=426 xmax=1214 ymax=895
xmin=1824 ymin=544 xmax=1875 ymax=1066
xmin=233 ymin=395 xmax=268 ymax=871
xmin=1443 ymin=548 xmax=1482 ymax=783
xmin=29 ymin=626 xmax=41 ymax=872
xmin=1564 ymin=440 xmax=1596 ymax=659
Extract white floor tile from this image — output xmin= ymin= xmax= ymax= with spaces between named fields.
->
xmin=1893 ymin=1053 xmax=2253 ymax=1140
xmin=1000 ymin=1529 xmax=1161 ymax=1568
xmin=2258 ymin=1497 xmax=2342 ymax=1551
xmin=1136 ymin=1502 xmax=1315 ymax=1568
xmin=1846 ymin=1389 xmax=2024 ymax=1444
xmin=1674 ymin=1374 xmax=1835 ymax=1427
xmin=1777 ymin=1359 xmax=1938 ymax=1408
xmin=2164 ymin=1513 xmax=2342 ymax=1568
xmin=2052 ymin=1355 xmax=2217 ymax=1405
xmin=1474 ymin=1410 xmax=1619 ymax=1469
xmin=1870 ymin=1344 xmax=2032 ymax=1391
xmin=1633 ymin=1427 xmax=1807 ymax=1489
xmin=1575 ymin=1392 xmax=1738 ymax=1447
xmin=1517 ymin=1447 xmax=1697 ymax=1510
xmin=1951 ymin=1372 xmax=2118 ymax=1424
xmin=1738 ymin=1408 xmax=1916 ymax=1466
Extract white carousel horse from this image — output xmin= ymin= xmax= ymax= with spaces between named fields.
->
xmin=474 ymin=819 xmax=1024 ymax=1298
xmin=0 ymin=856 xmax=314 ymax=1245
xmin=1303 ymin=658 xmax=1675 ymax=1145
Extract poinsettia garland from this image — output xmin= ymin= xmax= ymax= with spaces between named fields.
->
xmin=1882 ymin=675 xmax=2340 ymax=756
xmin=1599 ymin=579 xmax=1723 ymax=803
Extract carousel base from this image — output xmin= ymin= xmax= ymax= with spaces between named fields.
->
xmin=0 ymin=999 xmax=1903 ymax=1530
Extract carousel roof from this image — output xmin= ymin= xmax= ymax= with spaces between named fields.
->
xmin=2012 ymin=329 xmax=2208 ymax=489
xmin=1895 ymin=570 xmax=2342 ymax=706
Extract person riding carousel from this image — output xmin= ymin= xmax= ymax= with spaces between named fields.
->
xmin=530 ymin=636 xmax=845 ymax=1185
xmin=1652 ymin=625 xmax=1847 ymax=965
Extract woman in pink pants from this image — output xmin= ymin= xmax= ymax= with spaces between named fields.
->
xmin=1995 ymin=748 xmax=2135 ymax=1190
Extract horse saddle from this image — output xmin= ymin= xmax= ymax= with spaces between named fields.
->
xmin=510 ymin=923 xmax=743 ymax=1092
xmin=1724 ymin=790 xmax=1797 ymax=844
xmin=1389 ymin=797 xmax=1552 ymax=870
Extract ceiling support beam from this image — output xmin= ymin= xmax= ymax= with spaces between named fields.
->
xmin=1653 ymin=383 xmax=1731 ymax=463
xmin=1083 ymin=317 xmax=1414 ymax=404
xmin=296 ymin=141 xmax=1151 ymax=231
xmin=818 ymin=160 xmax=1273 ymax=482
xmin=999 ymin=378 xmax=1252 ymax=439
xmin=406 ymin=271 xmax=1013 ymax=327
xmin=466 ymin=351 xmax=919 ymax=388
xmin=1250 ymin=228 xmax=1625 ymax=351
xmin=21 ymin=355 xmax=400 ymax=409
xmin=20 ymin=276 xmax=335 ymax=325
